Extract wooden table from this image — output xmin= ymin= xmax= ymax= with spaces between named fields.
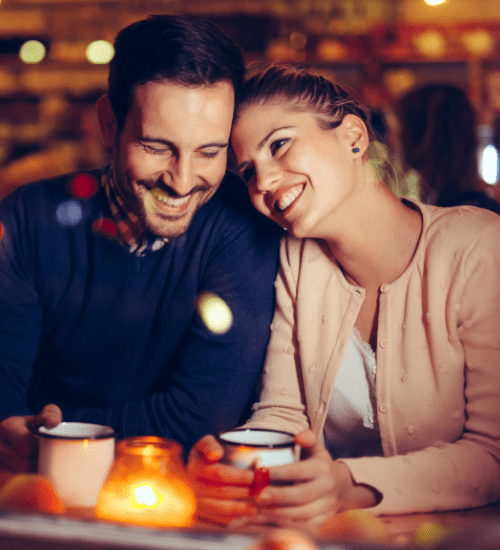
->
xmin=0 ymin=503 xmax=499 ymax=550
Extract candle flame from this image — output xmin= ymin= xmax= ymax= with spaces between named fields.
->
xmin=132 ymin=484 xmax=161 ymax=508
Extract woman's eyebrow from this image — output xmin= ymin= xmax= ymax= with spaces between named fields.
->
xmin=236 ymin=126 xmax=294 ymax=173
xmin=257 ymin=126 xmax=294 ymax=151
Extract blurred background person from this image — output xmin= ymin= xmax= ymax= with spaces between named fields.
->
xmin=395 ymin=83 xmax=500 ymax=214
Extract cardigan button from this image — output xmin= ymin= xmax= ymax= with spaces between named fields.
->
xmin=379 ymin=338 xmax=389 ymax=349
xmin=379 ymin=403 xmax=389 ymax=413
xmin=380 ymin=283 xmax=389 ymax=293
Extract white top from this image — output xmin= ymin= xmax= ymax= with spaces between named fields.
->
xmin=324 ymin=328 xmax=382 ymax=458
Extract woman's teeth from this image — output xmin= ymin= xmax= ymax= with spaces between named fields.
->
xmin=151 ymin=188 xmax=191 ymax=207
xmin=277 ymin=185 xmax=305 ymax=212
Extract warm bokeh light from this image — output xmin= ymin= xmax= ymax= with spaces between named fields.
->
xmin=0 ymin=221 xmax=4 ymax=241
xmin=19 ymin=40 xmax=46 ymax=64
xmin=316 ymin=38 xmax=348 ymax=62
xmin=461 ymin=30 xmax=494 ymax=56
xmin=197 ymin=291 xmax=233 ymax=334
xmin=86 ymin=40 xmax=114 ymax=64
xmin=413 ymin=30 xmax=446 ymax=57
xmin=424 ymin=0 xmax=447 ymax=5
xmin=383 ymin=68 xmax=416 ymax=97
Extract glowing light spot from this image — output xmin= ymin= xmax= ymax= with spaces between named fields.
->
xmin=56 ymin=200 xmax=82 ymax=226
xmin=68 ymin=173 xmax=98 ymax=199
xmin=197 ymin=291 xmax=233 ymax=334
xmin=0 ymin=221 xmax=4 ymax=241
xmin=19 ymin=40 xmax=46 ymax=64
xmin=92 ymin=217 xmax=117 ymax=239
xmin=413 ymin=30 xmax=446 ymax=57
xmin=480 ymin=145 xmax=499 ymax=184
xmin=132 ymin=484 xmax=160 ymax=508
xmin=461 ymin=30 xmax=494 ymax=57
xmin=86 ymin=40 xmax=114 ymax=64
xmin=316 ymin=38 xmax=348 ymax=62
xmin=424 ymin=0 xmax=446 ymax=5
xmin=414 ymin=521 xmax=448 ymax=546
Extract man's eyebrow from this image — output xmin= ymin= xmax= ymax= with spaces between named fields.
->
xmin=236 ymin=126 xmax=294 ymax=173
xmin=199 ymin=142 xmax=229 ymax=149
xmin=139 ymin=136 xmax=228 ymax=148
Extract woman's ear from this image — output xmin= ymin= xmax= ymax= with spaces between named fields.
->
xmin=96 ymin=95 xmax=117 ymax=148
xmin=340 ymin=114 xmax=370 ymax=156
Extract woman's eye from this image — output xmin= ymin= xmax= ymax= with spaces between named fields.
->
xmin=270 ymin=138 xmax=289 ymax=156
xmin=242 ymin=166 xmax=256 ymax=183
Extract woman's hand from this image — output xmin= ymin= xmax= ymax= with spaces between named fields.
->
xmin=187 ymin=435 xmax=257 ymax=526
xmin=252 ymin=430 xmax=381 ymax=529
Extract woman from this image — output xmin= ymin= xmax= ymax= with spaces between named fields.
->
xmin=188 ymin=65 xmax=500 ymax=527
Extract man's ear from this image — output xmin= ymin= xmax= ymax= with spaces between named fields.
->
xmin=96 ymin=94 xmax=117 ymax=148
xmin=340 ymin=114 xmax=370 ymax=156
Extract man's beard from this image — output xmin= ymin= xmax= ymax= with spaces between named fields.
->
xmin=111 ymin=162 xmax=215 ymax=239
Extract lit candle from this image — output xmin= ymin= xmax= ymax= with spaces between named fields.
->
xmin=95 ymin=437 xmax=196 ymax=528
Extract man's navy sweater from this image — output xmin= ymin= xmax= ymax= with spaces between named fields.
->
xmin=0 ymin=168 xmax=282 ymax=451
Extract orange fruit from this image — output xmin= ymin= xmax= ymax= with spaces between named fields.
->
xmin=0 ymin=474 xmax=65 ymax=514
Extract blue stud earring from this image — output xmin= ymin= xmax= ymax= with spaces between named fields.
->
xmin=352 ymin=147 xmax=360 ymax=153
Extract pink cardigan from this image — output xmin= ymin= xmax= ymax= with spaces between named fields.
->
xmin=245 ymin=200 xmax=500 ymax=515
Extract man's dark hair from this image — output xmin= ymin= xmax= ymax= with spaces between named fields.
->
xmin=108 ymin=14 xmax=245 ymax=132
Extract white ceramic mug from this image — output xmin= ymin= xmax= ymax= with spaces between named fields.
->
xmin=218 ymin=428 xmax=298 ymax=470
xmin=38 ymin=422 xmax=116 ymax=507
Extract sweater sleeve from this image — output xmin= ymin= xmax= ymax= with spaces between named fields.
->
xmin=341 ymin=221 xmax=500 ymax=515
xmin=244 ymin=237 xmax=310 ymax=434
xmin=0 ymin=191 xmax=43 ymax=420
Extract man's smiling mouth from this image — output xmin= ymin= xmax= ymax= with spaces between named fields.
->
xmin=151 ymin=187 xmax=192 ymax=207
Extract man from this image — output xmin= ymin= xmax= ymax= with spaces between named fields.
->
xmin=0 ymin=15 xmax=282 ymax=472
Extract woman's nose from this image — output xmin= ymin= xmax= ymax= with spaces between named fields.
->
xmin=255 ymin=165 xmax=280 ymax=194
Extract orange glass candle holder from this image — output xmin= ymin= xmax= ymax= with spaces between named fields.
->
xmin=95 ymin=436 xmax=196 ymax=528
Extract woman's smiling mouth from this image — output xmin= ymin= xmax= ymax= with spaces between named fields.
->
xmin=274 ymin=183 xmax=306 ymax=213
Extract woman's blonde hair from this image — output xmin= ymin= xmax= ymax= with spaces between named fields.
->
xmin=235 ymin=63 xmax=407 ymax=195
xmin=235 ymin=63 xmax=376 ymax=139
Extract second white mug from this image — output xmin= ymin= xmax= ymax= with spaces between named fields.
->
xmin=218 ymin=428 xmax=298 ymax=470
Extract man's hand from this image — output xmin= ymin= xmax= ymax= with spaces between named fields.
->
xmin=0 ymin=405 xmax=62 ymax=473
xmin=187 ymin=435 xmax=257 ymax=526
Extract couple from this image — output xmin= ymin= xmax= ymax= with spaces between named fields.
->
xmin=1 ymin=14 xmax=499 ymax=527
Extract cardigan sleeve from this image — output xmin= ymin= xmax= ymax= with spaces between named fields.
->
xmin=244 ymin=237 xmax=310 ymax=435
xmin=341 ymin=220 xmax=500 ymax=515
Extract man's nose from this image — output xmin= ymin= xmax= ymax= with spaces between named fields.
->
xmin=165 ymin=155 xmax=194 ymax=196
